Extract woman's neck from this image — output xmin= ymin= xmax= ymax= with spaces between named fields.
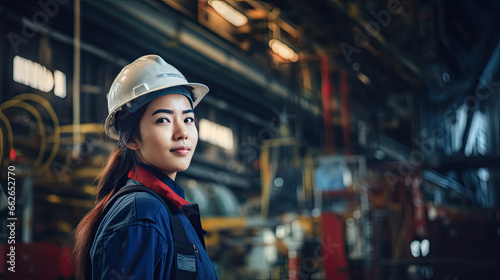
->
xmin=134 ymin=155 xmax=177 ymax=180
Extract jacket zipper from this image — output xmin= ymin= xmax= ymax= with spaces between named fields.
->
xmin=193 ymin=244 xmax=202 ymax=262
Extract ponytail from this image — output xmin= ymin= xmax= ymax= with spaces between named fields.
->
xmin=72 ymin=105 xmax=147 ymax=280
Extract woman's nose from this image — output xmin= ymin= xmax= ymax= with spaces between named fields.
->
xmin=173 ymin=124 xmax=188 ymax=140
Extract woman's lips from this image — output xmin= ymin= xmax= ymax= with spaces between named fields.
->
xmin=170 ymin=146 xmax=190 ymax=156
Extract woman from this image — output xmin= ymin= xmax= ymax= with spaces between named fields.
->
xmin=73 ymin=54 xmax=219 ymax=279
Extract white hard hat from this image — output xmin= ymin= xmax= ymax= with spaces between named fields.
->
xmin=104 ymin=54 xmax=209 ymax=140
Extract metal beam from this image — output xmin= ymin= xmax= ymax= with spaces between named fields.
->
xmin=328 ymin=0 xmax=420 ymax=78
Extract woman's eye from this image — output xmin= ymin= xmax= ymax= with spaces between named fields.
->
xmin=185 ymin=117 xmax=195 ymax=123
xmin=156 ymin=118 xmax=170 ymax=124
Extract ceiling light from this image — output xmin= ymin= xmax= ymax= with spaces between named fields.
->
xmin=356 ymin=72 xmax=371 ymax=85
xmin=269 ymin=39 xmax=299 ymax=62
xmin=209 ymin=0 xmax=248 ymax=27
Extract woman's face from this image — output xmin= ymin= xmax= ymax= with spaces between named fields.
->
xmin=131 ymin=94 xmax=198 ymax=179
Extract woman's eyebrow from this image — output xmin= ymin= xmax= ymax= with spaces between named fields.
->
xmin=151 ymin=109 xmax=173 ymax=116
xmin=151 ymin=109 xmax=194 ymax=116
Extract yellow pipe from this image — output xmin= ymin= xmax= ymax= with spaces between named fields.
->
xmin=0 ymin=100 xmax=46 ymax=170
xmin=0 ymin=112 xmax=13 ymax=162
xmin=0 ymin=111 xmax=14 ymax=155
xmin=0 ymin=124 xmax=4 ymax=162
xmin=201 ymin=217 xmax=247 ymax=231
xmin=59 ymin=123 xmax=104 ymax=134
xmin=260 ymin=137 xmax=300 ymax=217
xmin=13 ymin=94 xmax=60 ymax=176
xmin=303 ymin=154 xmax=314 ymax=205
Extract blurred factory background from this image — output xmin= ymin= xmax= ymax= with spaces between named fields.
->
xmin=0 ymin=0 xmax=499 ymax=279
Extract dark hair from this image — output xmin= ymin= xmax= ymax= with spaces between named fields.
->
xmin=72 ymin=105 xmax=147 ymax=280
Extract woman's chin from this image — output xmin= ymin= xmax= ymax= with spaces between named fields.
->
xmin=178 ymin=165 xmax=190 ymax=172
xmin=172 ymin=163 xmax=190 ymax=172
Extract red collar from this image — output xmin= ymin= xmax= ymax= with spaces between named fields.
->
xmin=127 ymin=165 xmax=189 ymax=210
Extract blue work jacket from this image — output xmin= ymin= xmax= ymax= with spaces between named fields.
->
xmin=90 ymin=163 xmax=219 ymax=279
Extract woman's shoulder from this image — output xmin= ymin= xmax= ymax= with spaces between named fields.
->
xmin=134 ymin=190 xmax=172 ymax=222
xmin=90 ymin=191 xmax=174 ymax=273
xmin=99 ymin=187 xmax=172 ymax=236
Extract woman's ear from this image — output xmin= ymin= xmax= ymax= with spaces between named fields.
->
xmin=125 ymin=140 xmax=140 ymax=150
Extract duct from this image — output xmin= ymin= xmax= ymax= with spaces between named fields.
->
xmin=17 ymin=9 xmax=284 ymax=128
xmin=77 ymin=0 xmax=321 ymax=117
xmin=18 ymin=18 xmax=128 ymax=66
xmin=12 ymin=8 xmax=278 ymax=128
xmin=106 ymin=0 xmax=291 ymax=101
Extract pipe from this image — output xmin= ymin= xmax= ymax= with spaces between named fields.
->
xmin=72 ymin=0 xmax=81 ymax=157
xmin=340 ymin=70 xmax=351 ymax=154
xmin=320 ymin=54 xmax=334 ymax=153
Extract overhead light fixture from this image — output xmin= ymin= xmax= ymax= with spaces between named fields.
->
xmin=269 ymin=39 xmax=299 ymax=62
xmin=356 ymin=72 xmax=371 ymax=85
xmin=209 ymin=0 xmax=248 ymax=27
